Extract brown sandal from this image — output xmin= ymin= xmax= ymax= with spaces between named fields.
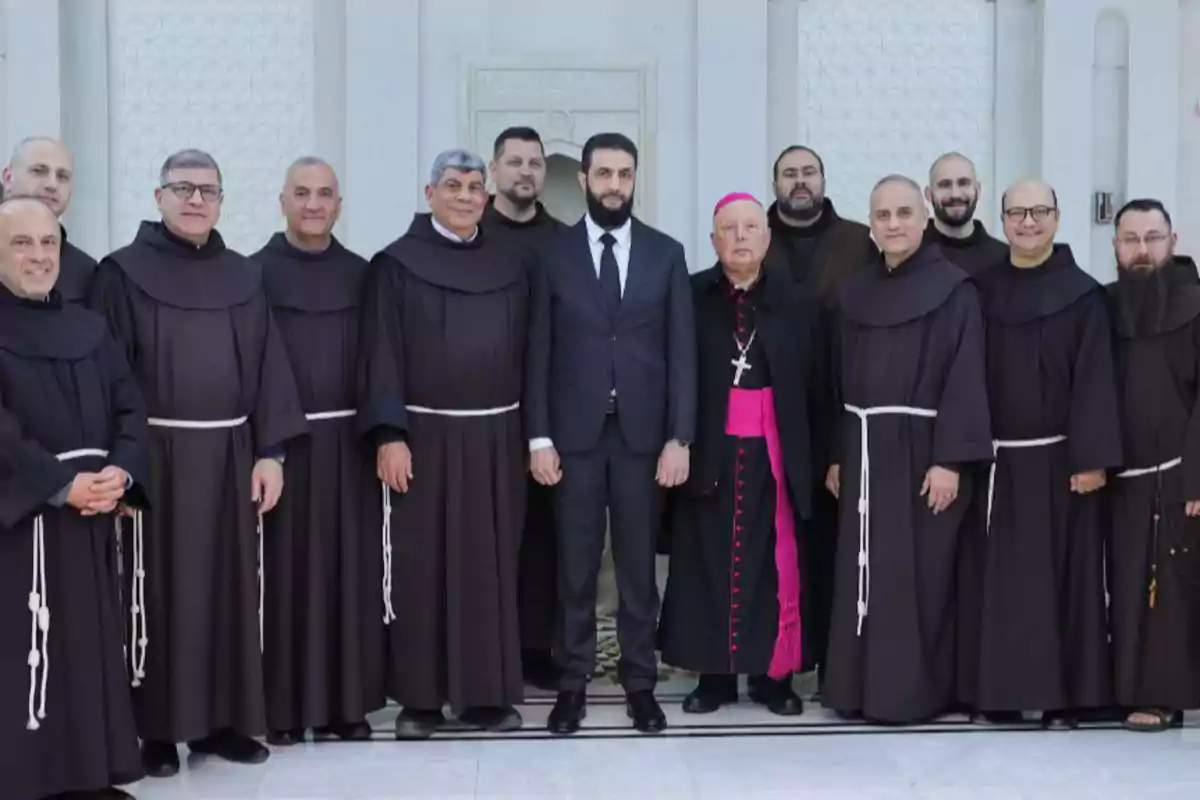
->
xmin=1123 ymin=708 xmax=1182 ymax=732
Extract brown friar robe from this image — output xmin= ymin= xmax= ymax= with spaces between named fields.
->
xmin=1107 ymin=256 xmax=1200 ymax=711
xmin=823 ymin=244 xmax=993 ymax=723
xmin=764 ymin=197 xmax=874 ymax=678
xmin=971 ymin=243 xmax=1120 ymax=714
xmin=357 ymin=213 xmax=528 ymax=712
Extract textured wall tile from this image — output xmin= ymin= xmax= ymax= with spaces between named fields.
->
xmin=797 ymin=0 xmax=995 ymax=225
xmin=108 ymin=0 xmax=315 ymax=254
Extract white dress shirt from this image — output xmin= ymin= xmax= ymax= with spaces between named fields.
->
xmin=431 ymin=215 xmax=478 ymax=243
xmin=529 ymin=215 xmax=632 ymax=453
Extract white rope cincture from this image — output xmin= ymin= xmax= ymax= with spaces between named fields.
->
xmin=128 ymin=509 xmax=147 ymax=686
xmin=26 ymin=513 xmax=48 ymax=730
xmin=1116 ymin=457 xmax=1182 ymax=479
xmin=844 ymin=404 xmax=938 ymax=637
xmin=26 ymin=448 xmax=111 ymax=730
xmin=987 ymin=436 xmax=1068 ymax=533
xmin=403 ymin=402 xmax=519 ymax=417
xmin=382 ymin=482 xmax=396 ymax=624
xmin=305 ymin=409 xmax=357 ymax=422
xmin=146 ymin=415 xmax=250 ymax=429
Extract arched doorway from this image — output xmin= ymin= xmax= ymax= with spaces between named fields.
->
xmin=541 ymin=152 xmax=586 ymax=225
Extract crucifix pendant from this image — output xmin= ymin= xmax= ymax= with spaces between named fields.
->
xmin=731 ymin=354 xmax=752 ymax=386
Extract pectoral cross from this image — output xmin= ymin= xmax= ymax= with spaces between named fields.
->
xmin=731 ymin=353 xmax=752 ymax=386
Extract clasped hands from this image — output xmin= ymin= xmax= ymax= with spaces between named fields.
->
xmin=66 ymin=466 xmax=130 ymax=516
xmin=529 ymin=440 xmax=690 ymax=489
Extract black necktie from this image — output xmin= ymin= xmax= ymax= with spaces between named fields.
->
xmin=599 ymin=232 xmax=621 ymax=320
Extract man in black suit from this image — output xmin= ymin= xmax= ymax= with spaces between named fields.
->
xmin=526 ymin=132 xmax=696 ymax=734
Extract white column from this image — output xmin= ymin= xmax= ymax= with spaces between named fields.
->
xmin=694 ymin=0 xmax=769 ymax=267
xmin=991 ymin=0 xmax=1042 ymax=224
xmin=3 ymin=0 xmax=62 ymax=153
xmin=60 ymin=0 xmax=110 ymax=257
xmin=1039 ymin=0 xmax=1095 ymax=269
xmin=314 ymin=0 xmax=347 ymax=243
xmin=343 ymin=0 xmax=420 ymax=257
xmin=767 ymin=0 xmax=800 ymax=165
xmin=1123 ymin=1 xmax=1178 ymax=216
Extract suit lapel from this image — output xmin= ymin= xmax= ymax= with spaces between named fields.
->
xmin=569 ymin=220 xmax=608 ymax=318
xmin=620 ymin=220 xmax=649 ymax=316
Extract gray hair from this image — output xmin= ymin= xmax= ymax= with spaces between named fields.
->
xmin=429 ymin=149 xmax=486 ymax=186
xmin=9 ymin=136 xmax=71 ymax=168
xmin=284 ymin=155 xmax=336 ymax=183
xmin=159 ymin=148 xmax=222 ymax=187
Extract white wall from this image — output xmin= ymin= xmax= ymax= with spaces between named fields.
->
xmin=791 ymin=0 xmax=997 ymax=227
xmin=1179 ymin=0 xmax=1200 ymax=258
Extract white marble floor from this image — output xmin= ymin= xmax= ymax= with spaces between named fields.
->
xmin=126 ymin=699 xmax=1200 ymax=800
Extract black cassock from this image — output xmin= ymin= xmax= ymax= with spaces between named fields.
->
xmin=922 ymin=220 xmax=1007 ymax=278
xmin=58 ymin=226 xmax=98 ymax=305
xmin=251 ymin=233 xmax=385 ymax=732
xmin=973 ymin=244 xmax=1119 ymax=713
xmin=0 ymin=287 xmax=149 ymax=799
xmin=481 ymin=198 xmax=565 ymax=658
xmin=89 ymin=221 xmax=308 ymax=742
xmin=921 ymin=219 xmax=1006 ymax=706
xmin=659 ymin=266 xmax=820 ymax=675
xmin=823 ymin=245 xmax=993 ymax=723
xmin=1107 ymin=259 xmax=1200 ymax=710
xmin=358 ymin=214 xmax=527 ymax=712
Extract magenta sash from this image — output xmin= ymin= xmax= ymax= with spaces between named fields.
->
xmin=724 ymin=387 xmax=803 ymax=679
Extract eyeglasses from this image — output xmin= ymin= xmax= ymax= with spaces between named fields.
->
xmin=1116 ymin=232 xmax=1171 ymax=247
xmin=162 ymin=181 xmax=222 ymax=202
xmin=1003 ymin=206 xmax=1057 ymax=223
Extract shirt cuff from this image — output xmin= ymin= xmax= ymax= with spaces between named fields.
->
xmin=529 ymin=437 xmax=554 ymax=452
xmin=48 ymin=481 xmax=72 ymax=508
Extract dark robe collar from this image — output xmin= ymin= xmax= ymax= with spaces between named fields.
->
xmin=1106 ymin=256 xmax=1200 ymax=338
xmin=380 ymin=213 xmax=523 ymax=294
xmin=922 ymin=219 xmax=999 ymax=251
xmin=257 ymin=232 xmax=365 ymax=312
xmin=975 ymin=243 xmax=1098 ymax=324
xmin=839 ymin=243 xmax=967 ymax=327
xmin=767 ymin=197 xmax=838 ymax=239
xmin=697 ymin=261 xmax=780 ymax=310
xmin=0 ymin=283 xmax=106 ymax=359
xmin=107 ymin=220 xmax=259 ymax=310
xmin=483 ymin=197 xmax=558 ymax=231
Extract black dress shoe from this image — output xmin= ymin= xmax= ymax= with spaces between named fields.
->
xmin=547 ymin=690 xmax=586 ymax=734
xmin=459 ymin=706 xmax=523 ymax=732
xmin=748 ymin=677 xmax=805 ymax=717
xmin=266 ymin=728 xmax=305 ymax=746
xmin=187 ymin=730 xmax=270 ymax=764
xmin=394 ymin=708 xmax=445 ymax=740
xmin=56 ymin=788 xmax=137 ymax=799
xmin=626 ymin=690 xmax=667 ymax=733
xmin=1040 ymin=710 xmax=1079 ymax=731
xmin=976 ymin=710 xmax=1025 ymax=725
xmin=313 ymin=720 xmax=374 ymax=741
xmin=139 ymin=740 xmax=179 ymax=778
xmin=682 ymin=675 xmax=738 ymax=714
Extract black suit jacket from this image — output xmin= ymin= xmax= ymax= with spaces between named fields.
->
xmin=525 ymin=217 xmax=696 ymax=455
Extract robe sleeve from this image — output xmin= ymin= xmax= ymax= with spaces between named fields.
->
xmin=251 ymin=299 xmax=309 ymax=455
xmin=87 ymin=258 xmax=139 ymax=365
xmin=523 ymin=248 xmax=552 ymax=441
xmin=357 ymin=254 xmax=409 ymax=444
xmin=807 ymin=301 xmax=834 ymax=475
xmin=828 ymin=309 xmax=845 ymax=467
xmin=665 ymin=242 xmax=697 ymax=444
xmin=1180 ymin=319 xmax=1200 ymax=500
xmin=1066 ymin=290 xmax=1123 ymax=473
xmin=99 ymin=333 xmax=152 ymax=509
xmin=0 ymin=388 xmax=74 ymax=530
xmin=932 ymin=283 xmax=994 ymax=467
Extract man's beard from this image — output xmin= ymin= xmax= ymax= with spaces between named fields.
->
xmin=932 ymin=197 xmax=978 ymax=228
xmin=775 ymin=187 xmax=823 ymax=222
xmin=586 ymin=186 xmax=634 ymax=229
xmin=1116 ymin=259 xmax=1169 ymax=336
xmin=499 ymin=184 xmax=537 ymax=212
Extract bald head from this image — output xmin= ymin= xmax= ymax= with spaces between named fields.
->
xmin=926 ymin=153 xmax=982 ymax=229
xmin=3 ymin=137 xmax=75 ymax=217
xmin=0 ymin=195 xmax=62 ymax=300
xmin=1001 ymin=179 xmax=1060 ymax=255
xmin=280 ymin=156 xmax=342 ymax=246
